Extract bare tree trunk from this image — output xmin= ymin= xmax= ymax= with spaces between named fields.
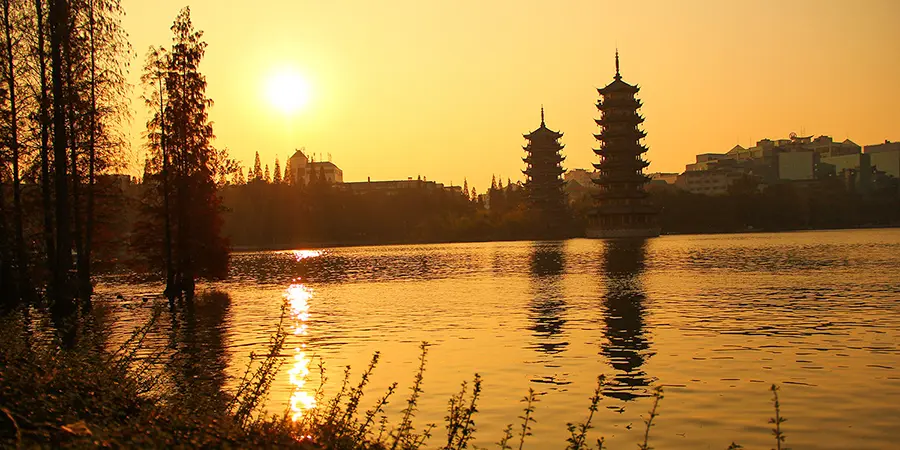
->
xmin=2 ymin=0 xmax=31 ymax=304
xmin=82 ymin=0 xmax=97 ymax=307
xmin=67 ymin=85 xmax=83 ymax=300
xmin=61 ymin=5 xmax=84 ymax=304
xmin=0 ymin=174 xmax=15 ymax=308
xmin=49 ymin=0 xmax=73 ymax=316
xmin=35 ymin=0 xmax=56 ymax=295
xmin=157 ymin=59 xmax=176 ymax=305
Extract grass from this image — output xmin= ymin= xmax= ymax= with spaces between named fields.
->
xmin=0 ymin=299 xmax=791 ymax=449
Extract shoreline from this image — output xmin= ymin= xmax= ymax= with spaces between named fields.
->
xmin=228 ymin=224 xmax=900 ymax=252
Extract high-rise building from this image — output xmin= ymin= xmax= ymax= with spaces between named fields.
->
xmin=587 ymin=52 xmax=659 ymax=238
xmin=522 ymin=108 xmax=567 ymax=225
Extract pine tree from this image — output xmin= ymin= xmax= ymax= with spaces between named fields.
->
xmin=273 ymin=157 xmax=282 ymax=184
xmin=137 ymin=6 xmax=227 ymax=303
xmin=140 ymin=45 xmax=176 ymax=301
xmin=264 ymin=164 xmax=271 ymax=183
xmin=463 ymin=178 xmax=469 ymax=200
xmin=283 ymin=158 xmax=291 ymax=184
xmin=253 ymin=151 xmax=262 ymax=181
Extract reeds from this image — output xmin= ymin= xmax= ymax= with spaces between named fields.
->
xmin=517 ymin=388 xmax=539 ymax=450
xmin=391 ymin=341 xmax=432 ymax=449
xmin=229 ymin=301 xmax=289 ymax=426
xmin=442 ymin=373 xmax=482 ymax=449
xmin=566 ymin=375 xmax=607 ymax=450
xmin=638 ymin=385 xmax=664 ymax=450
xmin=769 ymin=384 xmax=787 ymax=450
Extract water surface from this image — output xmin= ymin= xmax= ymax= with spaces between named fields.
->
xmin=98 ymin=229 xmax=900 ymax=449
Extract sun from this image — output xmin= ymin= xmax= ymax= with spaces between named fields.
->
xmin=266 ymin=69 xmax=311 ymax=115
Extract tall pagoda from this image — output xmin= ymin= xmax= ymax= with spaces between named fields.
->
xmin=522 ymin=108 xmax=567 ymax=230
xmin=587 ymin=52 xmax=659 ymax=238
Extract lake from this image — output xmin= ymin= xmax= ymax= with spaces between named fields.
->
xmin=96 ymin=229 xmax=900 ymax=449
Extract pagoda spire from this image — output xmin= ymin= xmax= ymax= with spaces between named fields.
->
xmin=615 ymin=49 xmax=621 ymax=80
xmin=541 ymin=105 xmax=545 ymax=127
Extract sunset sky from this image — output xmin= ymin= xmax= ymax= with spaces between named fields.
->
xmin=122 ymin=0 xmax=900 ymax=191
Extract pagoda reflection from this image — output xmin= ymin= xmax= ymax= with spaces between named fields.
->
xmin=599 ymin=238 xmax=654 ymax=401
xmin=527 ymin=241 xmax=568 ymax=356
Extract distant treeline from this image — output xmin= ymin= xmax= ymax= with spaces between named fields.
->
xmin=221 ymin=173 xmax=900 ymax=250
xmin=646 ymin=176 xmax=900 ymax=234
xmin=220 ymin=177 xmax=555 ymax=248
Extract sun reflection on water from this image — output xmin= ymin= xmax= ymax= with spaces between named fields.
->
xmin=292 ymin=249 xmax=323 ymax=261
xmin=285 ymin=282 xmax=316 ymax=421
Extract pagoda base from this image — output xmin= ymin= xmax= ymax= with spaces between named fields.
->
xmin=585 ymin=226 xmax=660 ymax=239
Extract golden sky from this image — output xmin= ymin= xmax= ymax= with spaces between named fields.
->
xmin=123 ymin=0 xmax=900 ymax=190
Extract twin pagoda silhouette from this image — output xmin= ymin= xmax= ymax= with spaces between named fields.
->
xmin=522 ymin=52 xmax=660 ymax=238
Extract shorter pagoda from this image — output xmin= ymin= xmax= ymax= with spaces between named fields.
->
xmin=587 ymin=52 xmax=659 ymax=238
xmin=522 ymin=108 xmax=567 ymax=233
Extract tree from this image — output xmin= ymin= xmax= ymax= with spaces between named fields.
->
xmin=463 ymin=178 xmax=469 ymax=201
xmin=1 ymin=0 xmax=32 ymax=304
xmin=167 ymin=6 xmax=227 ymax=299
xmin=137 ymin=6 xmax=227 ymax=303
xmin=34 ymin=0 xmax=56 ymax=309
xmin=272 ymin=157 xmax=282 ymax=184
xmin=252 ymin=151 xmax=262 ymax=182
xmin=49 ymin=0 xmax=75 ymax=314
xmin=264 ymin=164 xmax=270 ymax=183
xmin=141 ymin=46 xmax=175 ymax=299
xmin=2 ymin=0 xmax=131 ymax=312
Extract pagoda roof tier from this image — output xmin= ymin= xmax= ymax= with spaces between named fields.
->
xmin=523 ymin=154 xmax=565 ymax=163
xmin=598 ymin=78 xmax=640 ymax=95
xmin=523 ymin=169 xmax=565 ymax=177
xmin=524 ymin=126 xmax=563 ymax=140
xmin=597 ymin=97 xmax=643 ymax=109
xmin=522 ymin=144 xmax=564 ymax=152
xmin=592 ymin=162 xmax=649 ymax=173
xmin=592 ymin=173 xmax=651 ymax=184
xmin=591 ymin=195 xmax=652 ymax=206
xmin=590 ymin=204 xmax=657 ymax=215
xmin=592 ymin=145 xmax=649 ymax=157
xmin=593 ymin=129 xmax=647 ymax=141
xmin=525 ymin=179 xmax=566 ymax=188
xmin=523 ymin=159 xmax=565 ymax=167
xmin=594 ymin=159 xmax=650 ymax=170
xmin=595 ymin=114 xmax=644 ymax=126
xmin=523 ymin=172 xmax=565 ymax=181
xmin=591 ymin=188 xmax=650 ymax=198
xmin=522 ymin=168 xmax=566 ymax=176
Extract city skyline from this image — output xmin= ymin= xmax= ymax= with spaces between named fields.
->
xmin=123 ymin=0 xmax=900 ymax=190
